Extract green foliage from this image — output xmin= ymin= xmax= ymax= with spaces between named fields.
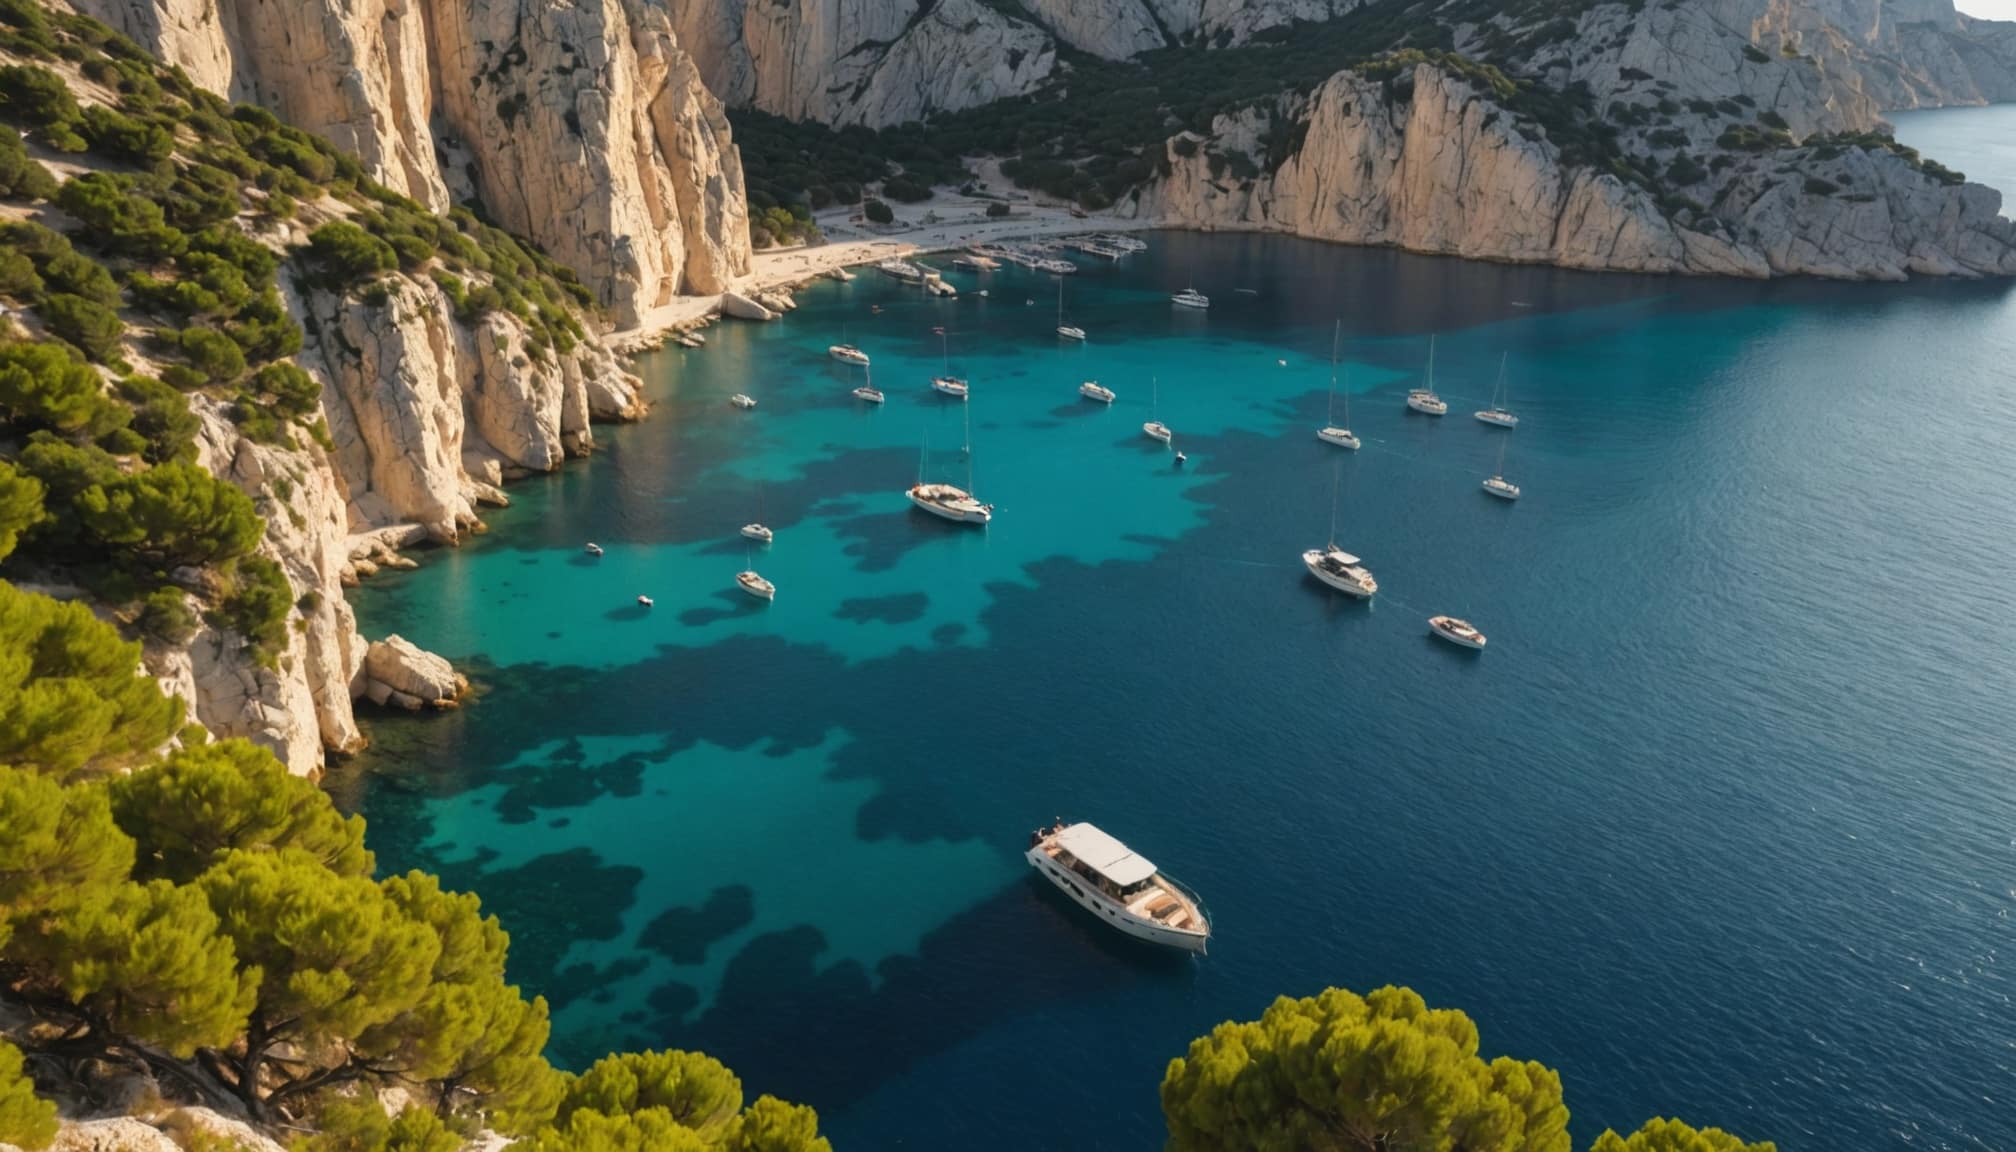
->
xmin=862 ymin=197 xmax=893 ymax=225
xmin=0 ymin=336 xmax=124 ymax=437
xmin=250 ymin=360 xmax=321 ymax=418
xmin=115 ymin=373 xmax=199 ymax=463
xmin=111 ymin=738 xmax=372 ymax=883
xmin=173 ymin=323 xmax=247 ymax=382
xmin=134 ymin=584 xmax=196 ymax=642
xmin=36 ymin=876 xmax=257 ymax=1056
xmin=76 ymin=458 xmax=262 ymax=567
xmin=723 ymin=1097 xmax=831 ymax=1152
xmin=78 ymin=103 xmax=174 ymax=163
xmin=0 ymin=64 xmax=80 ymax=137
xmin=560 ymin=1051 xmax=743 ymax=1137
xmin=305 ymin=221 xmax=397 ymax=288
xmin=0 ymin=247 xmax=38 ymax=295
xmin=41 ymin=290 xmax=125 ymax=361
xmin=0 ymin=763 xmax=134 ymax=945
xmin=0 ymin=581 xmax=183 ymax=777
xmin=297 ymin=1094 xmax=465 ymax=1152
xmin=0 ymin=123 xmax=56 ymax=200
xmin=56 ymin=172 xmax=187 ymax=260
xmin=1161 ymin=985 xmax=1569 ymax=1152
xmin=0 ymin=459 xmax=44 ymax=561
xmin=0 ymin=1039 xmax=58 ymax=1151
xmin=1591 ymin=1118 xmax=1776 ymax=1152
xmin=208 ymin=553 xmax=291 ymax=661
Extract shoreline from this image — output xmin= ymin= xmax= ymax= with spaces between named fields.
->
xmin=606 ymin=195 xmax=1154 ymax=352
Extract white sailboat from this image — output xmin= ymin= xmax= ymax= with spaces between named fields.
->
xmin=1302 ymin=461 xmax=1376 ymax=598
xmin=1406 ymin=336 xmax=1449 ymax=416
xmin=829 ymin=343 xmax=870 ymax=367
xmin=931 ymin=327 xmax=969 ymax=398
xmin=1316 ymin=320 xmax=1361 ymax=450
xmin=1143 ymin=375 xmax=1172 ymax=444
xmin=1056 ymin=278 xmax=1086 ymax=341
xmin=906 ymin=432 xmax=993 ymax=524
xmin=1079 ymin=380 xmax=1116 ymax=403
xmin=852 ymin=363 xmax=884 ymax=404
xmin=740 ymin=486 xmax=772 ymax=543
xmin=736 ymin=550 xmax=775 ymax=600
xmin=1482 ymin=434 xmax=1521 ymax=500
xmin=1475 ymin=352 xmax=1519 ymax=427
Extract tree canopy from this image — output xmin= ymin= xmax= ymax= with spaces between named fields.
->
xmin=1591 ymin=1118 xmax=1777 ymax=1152
xmin=0 ymin=580 xmax=184 ymax=777
xmin=0 ymin=1038 xmax=58 ymax=1151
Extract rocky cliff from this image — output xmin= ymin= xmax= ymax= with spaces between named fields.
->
xmin=71 ymin=0 xmax=750 ymax=325
xmin=1137 ymin=60 xmax=2016 ymax=279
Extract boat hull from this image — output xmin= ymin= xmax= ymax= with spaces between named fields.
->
xmin=1406 ymin=395 xmax=1447 ymax=415
xmin=852 ymin=388 xmax=884 ymax=404
xmin=932 ymin=378 xmax=969 ymax=399
xmin=1429 ymin=617 xmax=1486 ymax=649
xmin=1317 ymin=427 xmax=1361 ymax=449
xmin=907 ymin=489 xmax=992 ymax=524
xmin=736 ymin=576 xmax=774 ymax=601
xmin=1024 ymin=848 xmax=1208 ymax=954
xmin=1302 ymin=552 xmax=1376 ymax=598
xmin=740 ymin=526 xmax=772 ymax=543
xmin=1483 ymin=480 xmax=1521 ymax=501
xmin=1058 ymin=327 xmax=1086 ymax=341
xmin=1143 ymin=422 xmax=1172 ymax=443
xmin=1079 ymin=385 xmax=1115 ymax=404
xmin=1475 ymin=410 xmax=1519 ymax=427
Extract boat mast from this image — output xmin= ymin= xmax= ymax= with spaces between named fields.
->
xmin=1494 ymin=351 xmax=1508 ymax=410
xmin=1328 ymin=319 xmax=1340 ymax=425
xmin=1328 ymin=459 xmax=1341 ymax=549
xmin=962 ymin=394 xmax=971 ymax=457
xmin=1426 ymin=334 xmax=1437 ymax=394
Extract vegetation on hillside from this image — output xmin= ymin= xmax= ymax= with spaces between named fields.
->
xmin=0 ymin=578 xmax=832 ymax=1152
xmin=1162 ymin=985 xmax=1774 ymax=1152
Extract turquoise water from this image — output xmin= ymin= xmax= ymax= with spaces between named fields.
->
xmin=337 ymin=114 xmax=2016 ymax=1152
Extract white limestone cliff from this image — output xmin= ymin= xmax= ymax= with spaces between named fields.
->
xmin=670 ymin=0 xmax=1057 ymax=127
xmin=70 ymin=0 xmax=751 ymax=326
xmin=1138 ymin=63 xmax=2016 ymax=280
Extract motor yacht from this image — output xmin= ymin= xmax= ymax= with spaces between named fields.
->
xmin=1482 ymin=475 xmax=1522 ymax=501
xmin=1302 ymin=547 xmax=1377 ymax=598
xmin=1171 ymin=288 xmax=1210 ymax=310
xmin=1428 ymin=615 xmax=1487 ymax=649
xmin=1025 ymin=821 xmax=1210 ymax=953
xmin=1079 ymin=381 xmax=1116 ymax=404
xmin=740 ymin=523 xmax=773 ymax=543
xmin=876 ymin=259 xmax=925 ymax=282
xmin=636 ymin=595 xmax=654 ymax=607
xmin=736 ymin=571 xmax=775 ymax=601
xmin=730 ymin=394 xmax=757 ymax=409
xmin=584 ymin=543 xmax=604 ymax=557
xmin=829 ymin=344 xmax=870 ymax=367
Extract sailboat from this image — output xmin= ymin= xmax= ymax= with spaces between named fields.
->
xmin=736 ymin=545 xmax=775 ymax=601
xmin=1302 ymin=461 xmax=1376 ymax=598
xmin=852 ymin=363 xmax=884 ymax=404
xmin=1406 ymin=336 xmax=1449 ymax=416
xmin=1056 ymin=279 xmax=1086 ymax=341
xmin=1316 ymin=320 xmax=1361 ymax=450
xmin=740 ymin=486 xmax=772 ymax=543
xmin=1475 ymin=353 xmax=1519 ymax=427
xmin=906 ymin=432 xmax=993 ymax=523
xmin=931 ymin=327 xmax=969 ymax=398
xmin=1482 ymin=433 xmax=1521 ymax=500
xmin=1143 ymin=375 xmax=1173 ymax=444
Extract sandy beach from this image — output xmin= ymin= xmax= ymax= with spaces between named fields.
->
xmin=607 ymin=193 xmax=1154 ymax=350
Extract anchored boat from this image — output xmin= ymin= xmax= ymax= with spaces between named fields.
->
xmin=1025 ymin=821 xmax=1210 ymax=953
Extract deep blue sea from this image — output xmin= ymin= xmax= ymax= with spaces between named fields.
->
xmin=332 ymin=109 xmax=2016 ymax=1152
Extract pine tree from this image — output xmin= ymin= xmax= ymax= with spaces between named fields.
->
xmin=723 ymin=1096 xmax=832 ymax=1152
xmin=0 ymin=461 xmax=44 ymax=563
xmin=0 ymin=764 xmax=134 ymax=949
xmin=0 ymin=1039 xmax=58 ymax=1151
xmin=1591 ymin=1118 xmax=1777 ymax=1152
xmin=34 ymin=878 xmax=256 ymax=1058
xmin=109 ymin=738 xmax=371 ymax=883
xmin=1160 ymin=985 xmax=1571 ymax=1152
xmin=196 ymin=848 xmax=440 ymax=1117
xmin=558 ymin=1050 xmax=743 ymax=1140
xmin=0 ymin=581 xmax=185 ymax=778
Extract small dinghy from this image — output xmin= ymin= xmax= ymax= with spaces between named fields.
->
xmin=1428 ymin=615 xmax=1486 ymax=649
xmin=584 ymin=543 xmax=604 ymax=556
xmin=636 ymin=595 xmax=654 ymax=607
xmin=730 ymin=394 xmax=756 ymax=409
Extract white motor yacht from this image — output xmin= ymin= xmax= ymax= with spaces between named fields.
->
xmin=1079 ymin=380 xmax=1116 ymax=404
xmin=1475 ymin=352 xmax=1519 ymax=427
xmin=1429 ymin=615 xmax=1486 ymax=649
xmin=907 ymin=482 xmax=992 ymax=523
xmin=730 ymin=394 xmax=757 ymax=409
xmin=876 ymin=259 xmax=926 ymax=282
xmin=736 ymin=571 xmax=775 ymax=601
xmin=1302 ymin=547 xmax=1377 ymax=598
xmin=1407 ymin=335 xmax=1448 ymax=415
xmin=740 ymin=523 xmax=773 ymax=543
xmin=829 ymin=344 xmax=870 ymax=367
xmin=1171 ymin=288 xmax=1210 ymax=310
xmin=1025 ymin=821 xmax=1210 ymax=953
xmin=1483 ymin=475 xmax=1522 ymax=501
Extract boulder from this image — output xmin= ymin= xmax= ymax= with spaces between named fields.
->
xmin=720 ymin=291 xmax=776 ymax=321
xmin=363 ymin=635 xmax=469 ymax=706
